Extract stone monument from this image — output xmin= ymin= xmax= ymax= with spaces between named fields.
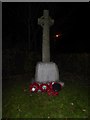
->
xmin=35 ymin=10 xmax=59 ymax=83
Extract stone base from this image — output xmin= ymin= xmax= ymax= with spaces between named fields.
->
xmin=35 ymin=62 xmax=59 ymax=83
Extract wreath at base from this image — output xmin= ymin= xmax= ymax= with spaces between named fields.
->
xmin=29 ymin=81 xmax=64 ymax=96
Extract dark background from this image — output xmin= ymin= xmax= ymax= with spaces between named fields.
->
xmin=3 ymin=2 xmax=89 ymax=52
xmin=2 ymin=2 xmax=89 ymax=78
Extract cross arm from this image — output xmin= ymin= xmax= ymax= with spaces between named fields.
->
xmin=38 ymin=16 xmax=45 ymax=27
xmin=49 ymin=17 xmax=54 ymax=26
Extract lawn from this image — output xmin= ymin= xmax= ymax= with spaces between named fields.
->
xmin=2 ymin=73 xmax=89 ymax=118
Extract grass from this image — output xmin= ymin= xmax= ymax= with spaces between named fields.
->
xmin=2 ymin=74 xmax=89 ymax=118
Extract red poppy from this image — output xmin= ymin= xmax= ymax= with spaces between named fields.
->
xmin=39 ymin=83 xmax=49 ymax=92
xmin=47 ymin=82 xmax=59 ymax=96
xmin=29 ymin=82 xmax=39 ymax=93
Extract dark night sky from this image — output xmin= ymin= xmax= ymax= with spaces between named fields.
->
xmin=2 ymin=2 xmax=89 ymax=53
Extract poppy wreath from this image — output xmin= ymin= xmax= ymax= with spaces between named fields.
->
xmin=39 ymin=83 xmax=49 ymax=92
xmin=47 ymin=82 xmax=62 ymax=96
xmin=52 ymin=82 xmax=62 ymax=91
xmin=29 ymin=82 xmax=39 ymax=93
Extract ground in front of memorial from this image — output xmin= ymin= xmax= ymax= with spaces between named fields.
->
xmin=2 ymin=72 xmax=89 ymax=118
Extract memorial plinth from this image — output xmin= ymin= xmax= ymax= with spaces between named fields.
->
xmin=35 ymin=62 xmax=59 ymax=83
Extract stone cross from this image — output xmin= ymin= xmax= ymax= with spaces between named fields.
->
xmin=35 ymin=10 xmax=59 ymax=83
xmin=38 ymin=10 xmax=54 ymax=62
